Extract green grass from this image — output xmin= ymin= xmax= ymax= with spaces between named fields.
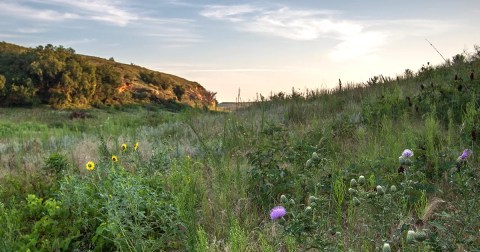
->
xmin=1 ymin=48 xmax=480 ymax=251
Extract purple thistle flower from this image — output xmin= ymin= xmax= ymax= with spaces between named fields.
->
xmin=460 ymin=149 xmax=472 ymax=160
xmin=270 ymin=206 xmax=286 ymax=220
xmin=401 ymin=149 xmax=414 ymax=158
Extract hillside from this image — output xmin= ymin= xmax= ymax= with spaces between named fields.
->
xmin=0 ymin=41 xmax=217 ymax=109
xmin=0 ymin=45 xmax=479 ymax=251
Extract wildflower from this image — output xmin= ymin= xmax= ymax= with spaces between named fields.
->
xmin=270 ymin=206 xmax=286 ymax=220
xmin=86 ymin=161 xmax=95 ymax=171
xmin=122 ymin=143 xmax=127 ymax=152
xmin=402 ymin=149 xmax=414 ymax=158
xmin=112 ymin=155 xmax=118 ymax=162
xmin=460 ymin=149 xmax=471 ymax=160
xmin=134 ymin=142 xmax=139 ymax=151
xmin=311 ymin=152 xmax=319 ymax=161
xmin=399 ymin=149 xmax=413 ymax=165
xmin=383 ymin=243 xmax=391 ymax=252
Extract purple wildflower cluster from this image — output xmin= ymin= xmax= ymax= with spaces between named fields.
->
xmin=270 ymin=206 xmax=286 ymax=220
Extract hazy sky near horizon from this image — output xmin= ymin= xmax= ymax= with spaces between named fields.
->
xmin=1 ymin=0 xmax=479 ymax=102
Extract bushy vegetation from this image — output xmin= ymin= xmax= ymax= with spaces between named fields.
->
xmin=0 ymin=46 xmax=479 ymax=251
xmin=0 ymin=42 xmax=217 ymax=109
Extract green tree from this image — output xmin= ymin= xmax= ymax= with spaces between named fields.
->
xmin=173 ymin=85 xmax=185 ymax=101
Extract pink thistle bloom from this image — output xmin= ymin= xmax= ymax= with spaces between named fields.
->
xmin=460 ymin=149 xmax=472 ymax=160
xmin=270 ymin=206 xmax=286 ymax=220
xmin=401 ymin=149 xmax=414 ymax=158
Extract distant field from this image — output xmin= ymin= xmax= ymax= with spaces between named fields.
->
xmin=217 ymin=102 xmax=256 ymax=111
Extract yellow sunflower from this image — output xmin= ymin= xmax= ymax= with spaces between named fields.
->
xmin=134 ymin=142 xmax=139 ymax=151
xmin=122 ymin=143 xmax=127 ymax=152
xmin=86 ymin=161 xmax=95 ymax=171
xmin=112 ymin=155 xmax=118 ymax=162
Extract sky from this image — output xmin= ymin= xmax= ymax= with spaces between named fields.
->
xmin=1 ymin=0 xmax=479 ymax=102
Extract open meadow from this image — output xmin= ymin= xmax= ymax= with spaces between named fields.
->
xmin=1 ymin=50 xmax=480 ymax=251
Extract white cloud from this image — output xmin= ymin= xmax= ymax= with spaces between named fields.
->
xmin=245 ymin=7 xmax=362 ymax=41
xmin=329 ymin=31 xmax=387 ymax=61
xmin=200 ymin=5 xmax=256 ymax=22
xmin=0 ymin=2 xmax=78 ymax=21
xmin=33 ymin=0 xmax=138 ymax=26
xmin=200 ymin=4 xmax=458 ymax=61
xmin=201 ymin=5 xmax=386 ymax=60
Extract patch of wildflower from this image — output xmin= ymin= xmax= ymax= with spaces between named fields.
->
xmin=112 ymin=155 xmax=118 ymax=162
xmin=122 ymin=143 xmax=127 ymax=152
xmin=134 ymin=142 xmax=139 ymax=151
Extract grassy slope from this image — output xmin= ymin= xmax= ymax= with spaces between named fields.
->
xmin=0 ymin=48 xmax=479 ymax=251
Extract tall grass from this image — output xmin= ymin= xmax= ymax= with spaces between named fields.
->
xmin=1 ymin=47 xmax=480 ymax=250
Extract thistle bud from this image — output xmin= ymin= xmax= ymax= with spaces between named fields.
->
xmin=280 ymin=194 xmax=288 ymax=203
xmin=289 ymin=199 xmax=295 ymax=205
xmin=306 ymin=159 xmax=313 ymax=168
xmin=335 ymin=231 xmax=341 ymax=237
xmin=358 ymin=175 xmax=365 ymax=186
xmin=350 ymin=178 xmax=357 ymax=187
xmin=390 ymin=185 xmax=397 ymax=192
xmin=353 ymin=197 xmax=360 ymax=206
xmin=406 ymin=230 xmax=416 ymax=244
xmin=310 ymin=202 xmax=317 ymax=208
xmin=414 ymin=230 xmax=427 ymax=242
xmin=312 ymin=152 xmax=320 ymax=161
xmin=348 ymin=188 xmax=357 ymax=195
xmin=382 ymin=243 xmax=391 ymax=252
xmin=404 ymin=159 xmax=412 ymax=166
xmin=376 ymin=185 xmax=385 ymax=195
xmin=305 ymin=206 xmax=312 ymax=214
xmin=308 ymin=196 xmax=318 ymax=204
